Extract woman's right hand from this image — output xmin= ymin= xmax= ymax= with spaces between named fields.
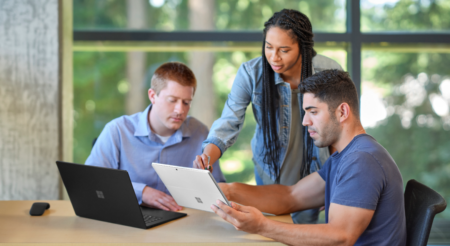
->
xmin=193 ymin=154 xmax=212 ymax=171
xmin=193 ymin=144 xmax=221 ymax=172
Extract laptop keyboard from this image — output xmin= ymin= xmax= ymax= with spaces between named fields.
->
xmin=143 ymin=214 xmax=163 ymax=226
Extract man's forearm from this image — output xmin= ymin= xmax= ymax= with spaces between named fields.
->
xmin=259 ymin=219 xmax=351 ymax=246
xmin=226 ymin=173 xmax=325 ymax=215
xmin=228 ymin=182 xmax=297 ymax=215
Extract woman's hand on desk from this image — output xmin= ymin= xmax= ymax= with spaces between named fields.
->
xmin=141 ymin=186 xmax=183 ymax=211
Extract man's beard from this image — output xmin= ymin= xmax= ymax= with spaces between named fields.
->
xmin=310 ymin=114 xmax=340 ymax=148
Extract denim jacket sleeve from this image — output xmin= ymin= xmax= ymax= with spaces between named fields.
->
xmin=202 ymin=63 xmax=254 ymax=156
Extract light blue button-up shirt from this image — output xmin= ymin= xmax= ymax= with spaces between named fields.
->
xmin=86 ymin=105 xmax=226 ymax=204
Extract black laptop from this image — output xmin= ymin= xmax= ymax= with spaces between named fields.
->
xmin=56 ymin=161 xmax=186 ymax=229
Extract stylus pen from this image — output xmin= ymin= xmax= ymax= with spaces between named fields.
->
xmin=205 ymin=156 xmax=211 ymax=170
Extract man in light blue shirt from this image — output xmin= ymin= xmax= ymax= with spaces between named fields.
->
xmin=86 ymin=62 xmax=225 ymax=212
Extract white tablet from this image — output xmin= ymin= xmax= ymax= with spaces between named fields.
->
xmin=152 ymin=163 xmax=231 ymax=213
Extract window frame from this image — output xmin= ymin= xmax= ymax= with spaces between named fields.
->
xmin=73 ymin=0 xmax=450 ymax=98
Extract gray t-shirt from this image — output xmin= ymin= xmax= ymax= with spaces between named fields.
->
xmin=318 ymin=134 xmax=406 ymax=245
xmin=279 ymin=88 xmax=303 ymax=186
xmin=255 ymin=89 xmax=303 ymax=186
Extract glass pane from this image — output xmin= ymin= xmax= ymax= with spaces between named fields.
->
xmin=73 ymin=0 xmax=346 ymax=32
xmin=361 ymin=0 xmax=450 ymax=32
xmin=361 ymin=45 xmax=450 ymax=243
xmin=73 ymin=42 xmax=347 ymax=184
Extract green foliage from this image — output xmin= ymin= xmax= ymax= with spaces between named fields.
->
xmin=361 ymin=0 xmax=450 ymax=32
xmin=73 ymin=0 xmax=127 ymax=29
xmin=73 ymin=52 xmax=127 ymax=164
xmin=362 ymin=50 xmax=450 ymax=219
xmin=360 ymin=0 xmax=450 ymax=218
xmin=215 ymin=0 xmax=345 ymax=32
xmin=74 ymin=0 xmax=345 ymax=32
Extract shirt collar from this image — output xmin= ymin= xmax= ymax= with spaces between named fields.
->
xmin=274 ymin=72 xmax=285 ymax=85
xmin=134 ymin=104 xmax=192 ymax=139
xmin=179 ymin=117 xmax=192 ymax=138
xmin=134 ymin=105 xmax=152 ymax=137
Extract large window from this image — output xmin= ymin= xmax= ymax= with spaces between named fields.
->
xmin=361 ymin=46 xmax=450 ymax=212
xmin=73 ymin=44 xmax=347 ymax=184
xmin=74 ymin=0 xmax=450 ymax=243
xmin=74 ymin=0 xmax=346 ymax=32
xmin=361 ymin=0 xmax=450 ymax=32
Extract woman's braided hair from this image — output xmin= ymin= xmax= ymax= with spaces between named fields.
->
xmin=261 ymin=9 xmax=317 ymax=182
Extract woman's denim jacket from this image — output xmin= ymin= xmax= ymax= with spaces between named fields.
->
xmin=203 ymin=55 xmax=343 ymax=183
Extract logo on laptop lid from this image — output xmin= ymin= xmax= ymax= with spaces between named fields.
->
xmin=96 ymin=190 xmax=105 ymax=199
xmin=195 ymin=197 xmax=203 ymax=204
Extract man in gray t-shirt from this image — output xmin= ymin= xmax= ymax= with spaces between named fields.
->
xmin=211 ymin=70 xmax=406 ymax=246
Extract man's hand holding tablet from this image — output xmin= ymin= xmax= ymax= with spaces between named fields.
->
xmin=211 ymin=200 xmax=268 ymax=233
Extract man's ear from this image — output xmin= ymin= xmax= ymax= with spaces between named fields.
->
xmin=336 ymin=103 xmax=351 ymax=123
xmin=148 ymin=88 xmax=157 ymax=104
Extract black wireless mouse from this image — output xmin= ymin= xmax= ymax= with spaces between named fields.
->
xmin=29 ymin=202 xmax=50 ymax=216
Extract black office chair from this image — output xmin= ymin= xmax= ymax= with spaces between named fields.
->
xmin=404 ymin=179 xmax=447 ymax=246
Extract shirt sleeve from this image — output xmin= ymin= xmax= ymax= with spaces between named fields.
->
xmin=85 ymin=121 xmax=120 ymax=169
xmin=317 ymin=158 xmax=331 ymax=181
xmin=132 ymin=182 xmax=147 ymax=204
xmin=202 ymin=63 xmax=254 ymax=156
xmin=197 ymin=121 xmax=226 ymax=183
xmin=85 ymin=121 xmax=148 ymax=204
xmin=331 ymin=152 xmax=386 ymax=210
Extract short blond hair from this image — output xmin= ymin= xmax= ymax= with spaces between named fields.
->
xmin=151 ymin=62 xmax=197 ymax=95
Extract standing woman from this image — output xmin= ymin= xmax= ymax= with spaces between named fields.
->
xmin=194 ymin=9 xmax=342 ymax=223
